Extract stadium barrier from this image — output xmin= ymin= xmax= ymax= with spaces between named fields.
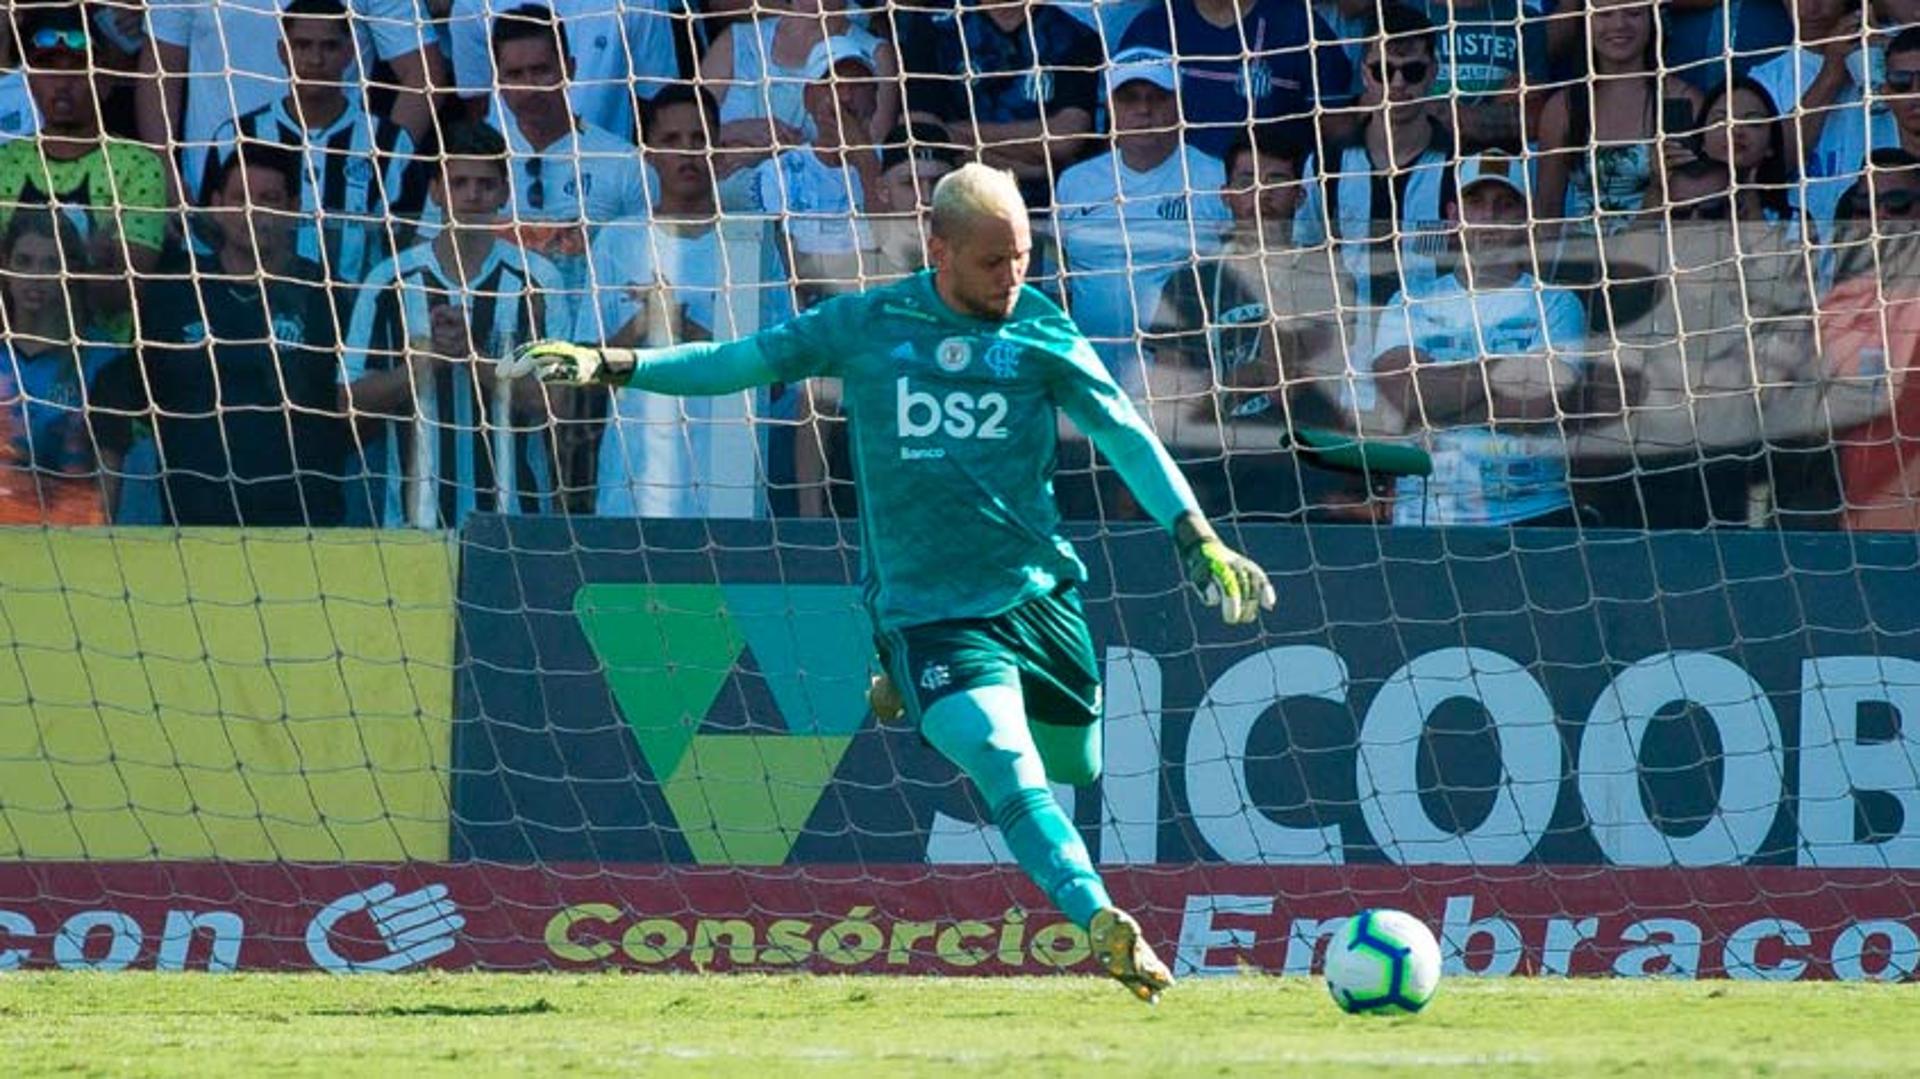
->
xmin=4 ymin=518 xmax=1920 ymax=980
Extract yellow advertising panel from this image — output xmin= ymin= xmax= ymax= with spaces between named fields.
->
xmin=0 ymin=529 xmax=455 ymax=860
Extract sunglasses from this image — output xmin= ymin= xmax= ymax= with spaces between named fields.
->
xmin=525 ymin=156 xmax=544 ymax=210
xmin=29 ymin=27 xmax=87 ymax=53
xmin=1887 ymin=70 xmax=1920 ymax=94
xmin=1372 ymin=58 xmax=1430 ymax=86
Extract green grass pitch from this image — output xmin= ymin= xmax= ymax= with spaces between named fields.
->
xmin=5 ymin=972 xmax=1918 ymax=1077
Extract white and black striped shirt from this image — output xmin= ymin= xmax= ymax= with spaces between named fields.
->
xmin=211 ymin=95 xmax=427 ymax=293
xmin=1294 ymin=122 xmax=1458 ymax=316
xmin=340 ymin=239 xmax=565 ymax=528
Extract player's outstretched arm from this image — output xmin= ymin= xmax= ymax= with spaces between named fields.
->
xmin=1049 ymin=340 xmax=1276 ymax=626
xmin=503 ymin=337 xmax=783 ymax=396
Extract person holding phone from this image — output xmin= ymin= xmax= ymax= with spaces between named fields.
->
xmin=1687 ymin=77 xmax=1797 ymax=225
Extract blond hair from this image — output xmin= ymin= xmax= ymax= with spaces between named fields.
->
xmin=929 ymin=163 xmax=1027 ymax=240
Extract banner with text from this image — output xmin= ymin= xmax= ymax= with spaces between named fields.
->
xmin=4 ymin=863 xmax=1918 ymax=981
xmin=454 ymin=518 xmax=1920 ymax=872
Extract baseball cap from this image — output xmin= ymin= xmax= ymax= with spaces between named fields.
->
xmin=1104 ymin=45 xmax=1178 ymax=97
xmin=1456 ymin=152 xmax=1529 ymax=200
xmin=1451 ymin=151 xmax=1528 ymax=205
xmin=803 ymin=36 xmax=877 ymax=82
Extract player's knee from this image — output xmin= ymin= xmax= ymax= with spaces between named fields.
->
xmin=920 ymin=687 xmax=1049 ymax=804
xmin=1031 ymin=715 xmax=1103 ymax=788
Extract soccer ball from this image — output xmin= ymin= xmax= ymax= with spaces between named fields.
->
xmin=1324 ymin=909 xmax=1443 ymax=1015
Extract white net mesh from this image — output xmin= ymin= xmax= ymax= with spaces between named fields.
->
xmin=0 ymin=0 xmax=1918 ymax=982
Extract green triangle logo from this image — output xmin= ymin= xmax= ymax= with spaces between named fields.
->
xmin=574 ymin=583 xmax=870 ymax=864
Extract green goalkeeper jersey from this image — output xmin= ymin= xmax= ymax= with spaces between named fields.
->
xmin=750 ymin=272 xmax=1200 ymax=632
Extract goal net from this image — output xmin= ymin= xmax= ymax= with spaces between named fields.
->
xmin=0 ymin=0 xmax=1918 ymax=982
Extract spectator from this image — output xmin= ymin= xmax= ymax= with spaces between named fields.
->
xmin=1225 ymin=130 xmax=1307 ymax=254
xmin=339 ymin=122 xmax=566 ymax=529
xmin=738 ymin=37 xmax=881 ymax=307
xmin=137 ymin=141 xmax=345 ymax=526
xmin=1294 ymin=5 xmax=1453 ymax=336
xmin=896 ymin=0 xmax=1103 ymax=207
xmin=0 ymin=211 xmax=129 ymax=523
xmin=1765 ymin=155 xmax=1920 ymax=530
xmin=1054 ymin=46 xmax=1231 ymax=384
xmin=1696 ymin=75 xmax=1796 ymax=223
xmin=733 ymin=35 xmax=887 ymax=514
xmin=1119 ymin=0 xmax=1354 ymax=160
xmin=1155 ymin=131 xmax=1335 ymax=386
xmin=139 ymin=0 xmax=444 ymax=195
xmin=0 ymin=6 xmax=170 ymax=342
xmin=448 ymin=0 xmax=684 ymax=141
xmin=631 ymin=85 xmax=725 ymax=236
xmin=867 ymin=122 xmax=962 ymax=282
xmin=1147 ymin=130 xmax=1357 ymax=518
xmin=580 ymin=84 xmax=798 ymax=519
xmin=1772 ymin=17 xmax=1920 ymax=241
xmin=1570 ymin=158 xmax=1816 ymax=528
xmin=1860 ymin=0 xmax=1920 ymax=102
xmin=699 ymin=0 xmax=898 ymax=173
xmin=477 ymin=2 xmax=652 ymax=337
xmin=1410 ymin=0 xmax=1552 ymax=153
xmin=1869 ymin=30 xmax=1920 ymax=179
xmin=1749 ymin=0 xmax=1876 ymax=239
xmin=1665 ymin=0 xmax=1794 ymax=93
xmin=209 ymin=0 xmax=428 ymax=316
xmin=1369 ymin=152 xmax=1591 ymax=527
xmin=1323 ymin=0 xmax=1584 ymax=104
xmin=491 ymin=5 xmax=651 ymax=231
xmin=1645 ymin=156 xmax=1811 ymax=360
xmin=1144 ymin=131 xmax=1359 ymax=462
xmin=1535 ymin=0 xmax=1701 ymax=249
xmin=1671 ymin=153 xmax=1817 ymax=526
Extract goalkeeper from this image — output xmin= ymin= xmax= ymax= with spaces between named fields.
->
xmin=507 ymin=163 xmax=1274 ymax=1005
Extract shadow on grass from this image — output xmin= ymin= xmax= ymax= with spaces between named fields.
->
xmin=316 ymin=999 xmax=557 ymax=1018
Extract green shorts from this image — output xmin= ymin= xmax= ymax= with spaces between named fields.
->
xmin=876 ymin=583 xmax=1102 ymax=728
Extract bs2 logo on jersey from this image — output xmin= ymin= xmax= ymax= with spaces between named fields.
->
xmin=896 ymin=378 xmax=1009 ymax=443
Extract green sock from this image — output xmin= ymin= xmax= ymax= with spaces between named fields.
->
xmin=994 ymin=787 xmax=1111 ymax=928
xmin=919 ymin=686 xmax=1112 ymax=927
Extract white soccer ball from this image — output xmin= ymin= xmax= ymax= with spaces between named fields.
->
xmin=1324 ymin=909 xmax=1443 ymax=1015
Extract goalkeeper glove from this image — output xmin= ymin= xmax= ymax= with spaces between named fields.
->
xmin=1178 ymin=523 xmax=1276 ymax=626
xmin=502 ymin=340 xmax=626 ymax=385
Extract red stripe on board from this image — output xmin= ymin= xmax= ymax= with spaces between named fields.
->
xmin=1 ymin=864 xmax=1916 ymax=980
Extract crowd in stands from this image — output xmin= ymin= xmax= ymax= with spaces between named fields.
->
xmin=1 ymin=0 xmax=1918 ymax=531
